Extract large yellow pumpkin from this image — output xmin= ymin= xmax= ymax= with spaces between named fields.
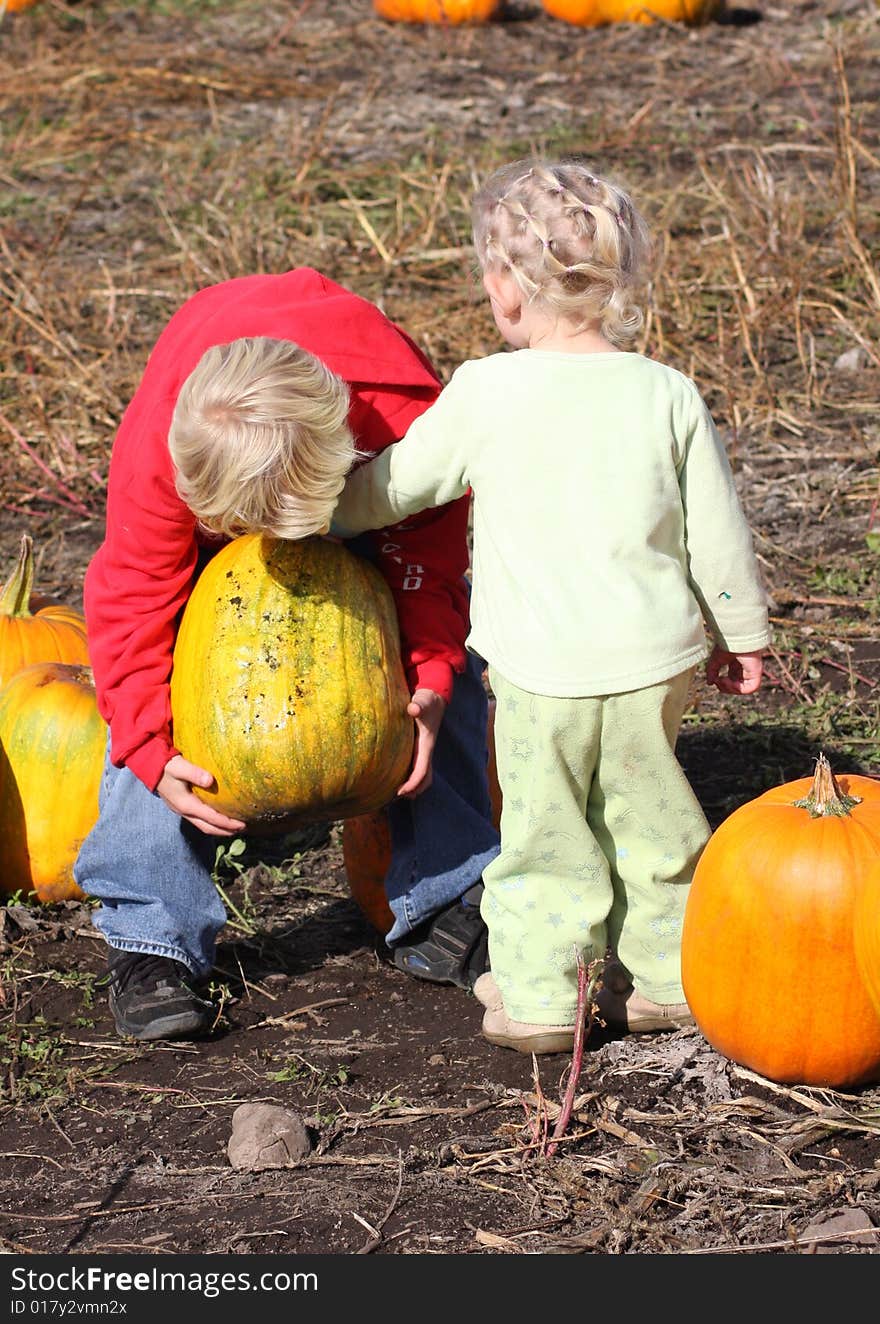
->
xmin=681 ymin=755 xmax=880 ymax=1089
xmin=541 ymin=0 xmax=720 ymax=24
xmin=0 ymin=535 xmax=90 ymax=691
xmin=373 ymin=0 xmax=501 ymax=22
xmin=0 ymin=662 xmax=105 ymax=902
xmin=170 ymin=535 xmax=414 ymax=835
xmin=343 ymin=696 xmax=502 ymax=933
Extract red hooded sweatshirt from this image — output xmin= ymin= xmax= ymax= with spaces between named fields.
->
xmin=84 ymin=268 xmax=470 ymax=791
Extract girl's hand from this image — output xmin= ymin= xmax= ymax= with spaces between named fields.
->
xmin=157 ymin=754 xmax=247 ymax=836
xmin=706 ymin=646 xmax=764 ymax=695
xmin=397 ymin=688 xmax=446 ymax=798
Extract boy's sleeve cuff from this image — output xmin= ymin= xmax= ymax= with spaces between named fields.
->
xmin=407 ymin=659 xmax=455 ymax=705
xmin=120 ymin=736 xmax=178 ymax=792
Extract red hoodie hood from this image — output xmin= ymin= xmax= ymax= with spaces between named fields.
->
xmin=150 ymin=267 xmax=441 ymax=394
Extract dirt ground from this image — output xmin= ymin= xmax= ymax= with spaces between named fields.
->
xmin=1 ymin=0 xmax=880 ymax=1257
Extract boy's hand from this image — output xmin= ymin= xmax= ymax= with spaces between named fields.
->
xmin=158 ymin=754 xmax=247 ymax=836
xmin=706 ymin=646 xmax=764 ymax=695
xmin=397 ymin=688 xmax=446 ymax=799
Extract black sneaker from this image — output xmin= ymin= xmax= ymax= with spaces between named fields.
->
xmin=391 ymin=883 xmax=489 ymax=990
xmin=105 ymin=950 xmax=216 ymax=1041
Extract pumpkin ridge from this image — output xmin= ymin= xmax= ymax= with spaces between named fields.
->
xmin=854 ymin=866 xmax=880 ymax=1022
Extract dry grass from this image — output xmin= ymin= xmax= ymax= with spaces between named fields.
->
xmin=1 ymin=2 xmax=878 ymax=542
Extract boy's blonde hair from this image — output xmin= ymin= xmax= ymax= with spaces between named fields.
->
xmin=168 ymin=337 xmax=355 ymax=541
xmin=472 ymin=158 xmax=651 ymax=347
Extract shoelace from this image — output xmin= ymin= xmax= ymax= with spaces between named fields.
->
xmin=107 ymin=952 xmax=184 ymax=994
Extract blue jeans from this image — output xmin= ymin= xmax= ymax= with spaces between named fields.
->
xmin=384 ymin=650 xmax=500 ymax=943
xmin=74 ymin=650 xmax=500 ymax=977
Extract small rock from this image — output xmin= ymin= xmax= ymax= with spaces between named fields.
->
xmin=227 ymin=1102 xmax=312 ymax=1171
xmin=799 ymin=1207 xmax=875 ymax=1253
xmin=262 ymin=973 xmax=290 ymax=990
xmin=834 ymin=346 xmax=869 ymax=373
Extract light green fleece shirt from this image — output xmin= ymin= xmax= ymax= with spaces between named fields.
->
xmin=333 ymin=350 xmax=771 ymax=698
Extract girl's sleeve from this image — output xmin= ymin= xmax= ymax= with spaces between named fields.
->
xmin=677 ymin=384 xmax=771 ymax=653
xmin=333 ymin=370 xmax=476 ymax=702
xmin=334 ymin=368 xmax=473 ymax=535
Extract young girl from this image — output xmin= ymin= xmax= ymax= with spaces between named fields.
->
xmin=331 ymin=160 xmax=770 ymax=1054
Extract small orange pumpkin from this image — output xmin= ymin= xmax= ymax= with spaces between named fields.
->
xmin=681 ymin=755 xmax=880 ymax=1089
xmin=342 ymin=810 xmax=397 ymax=935
xmin=373 ymin=0 xmax=501 ymax=22
xmin=0 ymin=534 xmax=90 ymax=692
xmin=343 ymin=696 xmax=502 ymax=933
xmin=541 ymin=0 xmax=720 ymax=24
xmin=0 ymin=662 xmax=106 ymax=902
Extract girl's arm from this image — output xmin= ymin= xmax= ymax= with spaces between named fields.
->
xmin=677 ymin=384 xmax=771 ymax=663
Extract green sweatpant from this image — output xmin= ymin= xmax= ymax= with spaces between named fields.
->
xmin=482 ymin=667 xmax=711 ymax=1023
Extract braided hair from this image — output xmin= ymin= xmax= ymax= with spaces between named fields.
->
xmin=472 ymin=158 xmax=651 ymax=347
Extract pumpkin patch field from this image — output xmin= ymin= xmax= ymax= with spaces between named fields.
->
xmin=1 ymin=0 xmax=880 ymax=1259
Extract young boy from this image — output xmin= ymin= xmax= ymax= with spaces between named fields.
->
xmin=74 ymin=267 xmax=500 ymax=1041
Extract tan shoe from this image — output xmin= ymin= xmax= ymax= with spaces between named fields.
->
xmin=595 ymin=981 xmax=694 ymax=1033
xmin=474 ymin=974 xmax=576 ymax=1053
xmin=473 ymin=971 xmax=503 ymax=1012
xmin=482 ymin=1006 xmax=577 ymax=1054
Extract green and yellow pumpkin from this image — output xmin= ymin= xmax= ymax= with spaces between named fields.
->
xmin=170 ymin=535 xmax=414 ymax=834
xmin=0 ymin=662 xmax=105 ymax=902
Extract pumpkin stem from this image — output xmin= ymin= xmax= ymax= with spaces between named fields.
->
xmin=0 ymin=534 xmax=34 ymax=619
xmin=792 ymin=752 xmax=862 ymax=817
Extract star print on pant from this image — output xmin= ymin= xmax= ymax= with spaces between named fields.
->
xmin=481 ymin=667 xmax=710 ymax=1024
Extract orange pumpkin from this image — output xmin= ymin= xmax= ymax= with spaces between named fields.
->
xmin=0 ymin=662 xmax=105 ymax=902
xmin=681 ymin=755 xmax=880 ymax=1089
xmin=373 ymin=0 xmax=501 ymax=22
xmin=541 ymin=0 xmax=719 ymax=24
xmin=343 ymin=696 xmax=502 ymax=933
xmin=342 ymin=810 xmax=396 ymax=935
xmin=854 ymin=860 xmax=880 ymax=1023
xmin=0 ymin=534 xmax=90 ymax=692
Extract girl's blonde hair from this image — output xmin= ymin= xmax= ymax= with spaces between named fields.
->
xmin=168 ymin=337 xmax=355 ymax=541
xmin=472 ymin=157 xmax=651 ymax=347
